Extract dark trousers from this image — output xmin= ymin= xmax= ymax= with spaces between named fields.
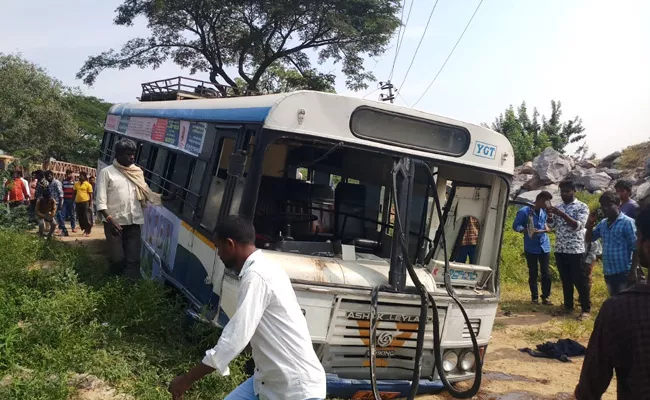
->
xmin=455 ymin=245 xmax=477 ymax=264
xmin=525 ymin=252 xmax=551 ymax=301
xmin=62 ymin=199 xmax=76 ymax=229
xmin=556 ymin=253 xmax=590 ymax=313
xmin=105 ymin=223 xmax=142 ymax=277
xmin=605 ymin=273 xmax=628 ymax=296
xmin=75 ymin=201 xmax=92 ymax=233
xmin=28 ymin=199 xmax=37 ymax=222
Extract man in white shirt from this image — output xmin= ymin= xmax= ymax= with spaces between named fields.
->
xmin=168 ymin=216 xmax=326 ymax=400
xmin=95 ymin=138 xmax=147 ymax=277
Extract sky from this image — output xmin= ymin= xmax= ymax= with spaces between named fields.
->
xmin=2 ymin=0 xmax=649 ymax=157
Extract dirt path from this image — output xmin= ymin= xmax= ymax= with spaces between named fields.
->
xmin=61 ymin=229 xmax=615 ymax=400
xmin=420 ymin=312 xmax=615 ymax=400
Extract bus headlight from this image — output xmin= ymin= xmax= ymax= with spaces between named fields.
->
xmin=442 ymin=351 xmax=458 ymax=372
xmin=459 ymin=350 xmax=475 ymax=371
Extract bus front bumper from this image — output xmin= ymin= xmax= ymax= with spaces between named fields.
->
xmin=326 ymin=373 xmax=444 ymax=399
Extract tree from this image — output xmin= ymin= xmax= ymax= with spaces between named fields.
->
xmin=0 ymin=54 xmax=112 ymax=167
xmin=77 ymin=0 xmax=401 ymax=94
xmin=64 ymin=93 xmax=113 ymax=165
xmin=486 ymin=100 xmax=585 ymax=165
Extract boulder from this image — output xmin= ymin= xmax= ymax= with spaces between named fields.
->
xmin=511 ymin=174 xmax=533 ymax=197
xmin=520 ymin=161 xmax=534 ymax=175
xmin=634 ymin=179 xmax=650 ymax=205
xmin=515 ymin=185 xmax=561 ymax=206
xmin=579 ymin=171 xmax=612 ymax=192
xmin=600 ymin=168 xmax=623 ymax=180
xmin=522 ymin=175 xmax=546 ymax=191
xmin=578 ymin=160 xmax=597 ymax=169
xmin=533 ymin=148 xmax=573 ymax=183
xmin=599 ymin=151 xmax=622 ymax=168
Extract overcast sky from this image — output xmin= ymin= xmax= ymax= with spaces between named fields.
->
xmin=2 ymin=0 xmax=648 ymax=157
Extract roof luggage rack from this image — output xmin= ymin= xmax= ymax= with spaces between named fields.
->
xmin=139 ymin=76 xmax=256 ymax=102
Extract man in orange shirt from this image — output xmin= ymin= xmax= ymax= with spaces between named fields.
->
xmin=3 ymin=170 xmax=30 ymax=208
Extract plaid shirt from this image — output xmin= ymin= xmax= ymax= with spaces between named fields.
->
xmin=549 ymin=199 xmax=590 ymax=254
xmin=591 ymin=213 xmax=636 ymax=276
xmin=461 ymin=216 xmax=480 ymax=246
xmin=48 ymin=179 xmax=64 ymax=204
xmin=575 ymin=284 xmax=650 ymax=400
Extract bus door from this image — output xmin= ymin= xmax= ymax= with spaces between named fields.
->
xmin=173 ymin=126 xmax=252 ymax=324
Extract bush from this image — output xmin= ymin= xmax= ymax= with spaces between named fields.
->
xmin=0 ymin=230 xmax=247 ymax=400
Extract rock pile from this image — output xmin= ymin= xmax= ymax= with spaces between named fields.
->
xmin=512 ymin=147 xmax=650 ymax=206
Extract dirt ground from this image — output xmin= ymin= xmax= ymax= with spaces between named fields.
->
xmin=61 ymin=228 xmax=616 ymax=400
xmin=420 ymin=312 xmax=616 ymax=400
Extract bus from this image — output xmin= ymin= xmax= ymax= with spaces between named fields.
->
xmin=99 ymin=90 xmax=514 ymax=399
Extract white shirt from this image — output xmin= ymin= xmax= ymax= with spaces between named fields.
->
xmin=95 ymin=165 xmax=144 ymax=225
xmin=202 ymin=250 xmax=326 ymax=400
xmin=21 ymin=178 xmax=30 ymax=198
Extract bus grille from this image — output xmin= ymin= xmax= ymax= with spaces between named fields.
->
xmin=322 ymin=296 xmax=447 ymax=380
xmin=462 ymin=319 xmax=481 ymax=339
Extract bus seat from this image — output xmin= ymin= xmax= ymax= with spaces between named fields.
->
xmin=335 ymin=183 xmax=379 ymax=252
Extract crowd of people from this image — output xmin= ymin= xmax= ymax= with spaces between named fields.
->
xmin=2 ymin=168 xmax=97 ymax=238
xmin=513 ymin=179 xmax=639 ymax=320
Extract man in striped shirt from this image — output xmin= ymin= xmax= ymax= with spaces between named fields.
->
xmin=62 ymin=169 xmax=77 ymax=234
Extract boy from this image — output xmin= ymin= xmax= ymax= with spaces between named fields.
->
xmin=513 ymin=191 xmax=554 ymax=304
xmin=614 ymin=179 xmax=639 ymax=219
xmin=586 ymin=191 xmax=637 ymax=296
xmin=36 ymin=182 xmax=57 ymax=238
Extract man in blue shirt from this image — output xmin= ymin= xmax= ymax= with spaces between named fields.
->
xmin=513 ymin=191 xmax=554 ymax=305
xmin=586 ymin=191 xmax=637 ymax=296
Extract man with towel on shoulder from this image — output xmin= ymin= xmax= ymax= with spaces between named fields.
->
xmin=95 ymin=138 xmax=160 ymax=277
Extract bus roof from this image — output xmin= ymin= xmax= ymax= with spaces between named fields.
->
xmin=107 ymin=91 xmax=515 ymax=175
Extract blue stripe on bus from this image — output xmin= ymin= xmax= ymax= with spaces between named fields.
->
xmin=109 ymin=106 xmax=272 ymax=123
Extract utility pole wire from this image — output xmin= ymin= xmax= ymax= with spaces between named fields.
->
xmin=413 ymin=0 xmax=485 ymax=108
xmin=362 ymin=87 xmax=381 ymax=99
xmin=388 ymin=0 xmax=408 ymax=81
xmin=397 ymin=0 xmax=441 ymax=92
xmin=390 ymin=0 xmax=416 ymax=81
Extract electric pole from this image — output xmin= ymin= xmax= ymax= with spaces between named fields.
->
xmin=379 ymin=81 xmax=395 ymax=103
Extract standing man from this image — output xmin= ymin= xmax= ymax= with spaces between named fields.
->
xmin=96 ymin=139 xmax=158 ymax=277
xmin=3 ymin=170 xmax=29 ymax=207
xmin=548 ymin=180 xmax=591 ymax=319
xmin=88 ymin=175 xmax=97 ymax=226
xmin=615 ymin=179 xmax=640 ymax=219
xmin=168 ymin=216 xmax=326 ymax=400
xmin=513 ymin=191 xmax=554 ymax=305
xmin=28 ymin=170 xmax=44 ymax=222
xmin=586 ymin=191 xmax=637 ymax=296
xmin=44 ymin=170 xmax=66 ymax=236
xmin=575 ymin=207 xmax=650 ymax=400
xmin=62 ymin=170 xmax=77 ymax=233
xmin=35 ymin=181 xmax=57 ymax=238
xmin=74 ymin=171 xmax=94 ymax=236
xmin=455 ymin=216 xmax=480 ymax=264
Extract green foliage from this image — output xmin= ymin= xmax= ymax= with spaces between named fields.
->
xmin=0 ymin=54 xmax=112 ymax=167
xmin=618 ymin=140 xmax=650 ymax=171
xmin=77 ymin=0 xmax=401 ymax=93
xmin=486 ymin=100 xmax=586 ymax=165
xmin=0 ymin=231 xmax=248 ymax=399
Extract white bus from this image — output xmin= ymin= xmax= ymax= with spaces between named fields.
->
xmin=99 ymin=89 xmax=514 ymax=399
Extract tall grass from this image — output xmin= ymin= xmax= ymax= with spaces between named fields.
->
xmin=0 ymin=229 xmax=247 ymax=400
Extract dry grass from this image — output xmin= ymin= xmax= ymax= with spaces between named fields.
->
xmin=617 ymin=140 xmax=650 ymax=171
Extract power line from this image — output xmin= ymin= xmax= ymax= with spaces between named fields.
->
xmin=397 ymin=0 xmax=441 ymax=92
xmin=390 ymin=0 xmax=416 ymax=81
xmin=413 ymin=0 xmax=485 ymax=108
xmin=362 ymin=87 xmax=381 ymax=99
xmin=397 ymin=91 xmax=411 ymax=107
xmin=388 ymin=0 xmax=408 ymax=81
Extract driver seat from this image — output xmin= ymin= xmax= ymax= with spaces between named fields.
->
xmin=335 ymin=183 xmax=380 ymax=253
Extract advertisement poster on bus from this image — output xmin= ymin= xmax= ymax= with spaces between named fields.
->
xmin=142 ymin=205 xmax=180 ymax=272
xmin=105 ymin=115 xmax=206 ymax=157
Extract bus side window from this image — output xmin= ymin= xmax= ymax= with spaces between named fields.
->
xmin=150 ymin=148 xmax=169 ymax=193
xmin=103 ymin=132 xmax=115 ymax=163
xmin=182 ymin=159 xmax=206 ymax=221
xmin=200 ymin=138 xmax=234 ymax=232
